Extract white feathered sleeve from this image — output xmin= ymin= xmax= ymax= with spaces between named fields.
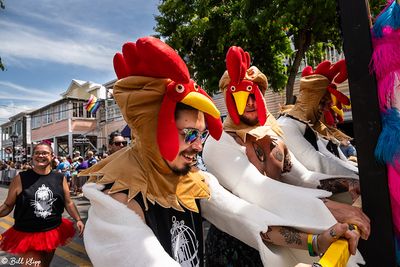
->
xmin=82 ymin=183 xmax=180 ymax=267
xmin=202 ymin=132 xmax=364 ymax=267
xmin=277 ymin=116 xmax=358 ymax=177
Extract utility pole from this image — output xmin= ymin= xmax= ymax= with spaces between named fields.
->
xmin=337 ymin=0 xmax=396 ymax=266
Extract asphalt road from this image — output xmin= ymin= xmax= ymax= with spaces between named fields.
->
xmin=0 ymin=184 xmax=92 ymax=267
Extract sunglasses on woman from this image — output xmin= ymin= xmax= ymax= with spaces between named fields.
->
xmin=180 ymin=128 xmax=209 ymax=144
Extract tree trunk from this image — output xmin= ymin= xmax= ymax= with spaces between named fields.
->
xmin=285 ymin=30 xmax=311 ymax=104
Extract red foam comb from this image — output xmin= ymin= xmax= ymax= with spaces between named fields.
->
xmin=302 ymin=60 xmax=348 ymax=84
xmin=226 ymin=46 xmax=250 ymax=84
xmin=113 ymin=36 xmax=190 ymax=83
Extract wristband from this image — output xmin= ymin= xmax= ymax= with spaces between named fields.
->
xmin=312 ymin=234 xmax=320 ymax=256
xmin=307 ymin=234 xmax=317 ymax=256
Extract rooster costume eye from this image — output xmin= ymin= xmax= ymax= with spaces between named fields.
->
xmin=246 ymin=85 xmax=252 ymax=91
xmin=230 ymin=86 xmax=236 ymax=92
xmin=194 ymin=83 xmax=200 ymax=91
xmin=175 ymin=84 xmax=185 ymax=93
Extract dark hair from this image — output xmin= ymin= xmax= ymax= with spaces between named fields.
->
xmin=33 ymin=142 xmax=53 ymax=154
xmin=174 ymin=102 xmax=198 ymax=119
xmin=109 ymin=131 xmax=123 ymax=145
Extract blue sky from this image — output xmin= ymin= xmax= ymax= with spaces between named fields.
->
xmin=0 ymin=0 xmax=160 ymax=123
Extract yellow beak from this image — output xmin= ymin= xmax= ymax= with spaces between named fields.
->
xmin=232 ymin=91 xmax=250 ymax=115
xmin=331 ymin=106 xmax=344 ymax=117
xmin=181 ymin=91 xmax=221 ymax=119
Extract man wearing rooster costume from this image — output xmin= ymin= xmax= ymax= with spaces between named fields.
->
xmin=80 ymin=38 xmax=362 ymax=267
xmin=203 ymin=46 xmax=368 ymax=266
xmin=277 ymin=60 xmax=360 ymax=178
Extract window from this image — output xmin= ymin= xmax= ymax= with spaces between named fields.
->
xmin=73 ymin=102 xmax=84 ymax=118
xmin=44 ymin=108 xmax=53 ymax=124
xmin=60 ymin=103 xmax=68 ymax=120
xmin=55 ymin=103 xmax=68 ymax=121
xmin=55 ymin=105 xmax=60 ymax=121
xmin=15 ymin=120 xmax=22 ymax=136
xmin=86 ymin=109 xmax=96 ymax=118
xmin=32 ymin=114 xmax=41 ymax=128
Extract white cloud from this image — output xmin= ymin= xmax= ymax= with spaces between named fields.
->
xmin=0 ymin=103 xmax=36 ymax=124
xmin=0 ymin=20 xmax=115 ymax=71
xmin=0 ymin=0 xmax=159 ymax=72
xmin=0 ymin=81 xmax=53 ymax=98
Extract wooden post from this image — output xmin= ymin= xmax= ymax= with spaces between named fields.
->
xmin=337 ymin=0 xmax=396 ymax=266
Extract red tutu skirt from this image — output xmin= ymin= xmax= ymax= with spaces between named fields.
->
xmin=0 ymin=218 xmax=75 ymax=254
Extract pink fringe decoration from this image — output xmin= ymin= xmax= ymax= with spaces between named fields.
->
xmin=388 ymin=163 xmax=400 ymax=235
xmin=371 ymin=28 xmax=400 ymax=111
xmin=377 ymin=72 xmax=399 ymax=110
xmin=371 ymin=27 xmax=400 ymax=80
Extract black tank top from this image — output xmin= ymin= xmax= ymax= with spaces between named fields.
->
xmin=134 ymin=194 xmax=204 ymax=267
xmin=102 ymin=184 xmax=204 ymax=266
xmin=14 ymin=169 xmax=65 ymax=232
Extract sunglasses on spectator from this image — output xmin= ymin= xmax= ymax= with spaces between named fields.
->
xmin=113 ymin=141 xmax=127 ymax=146
xmin=180 ymin=128 xmax=209 ymax=144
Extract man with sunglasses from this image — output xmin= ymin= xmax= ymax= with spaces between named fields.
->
xmin=108 ymin=131 xmax=128 ymax=155
xmin=79 ymin=37 xmax=226 ymax=267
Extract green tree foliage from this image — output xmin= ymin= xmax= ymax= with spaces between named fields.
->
xmin=155 ymin=0 xmax=388 ymax=103
xmin=155 ymin=0 xmax=291 ymax=95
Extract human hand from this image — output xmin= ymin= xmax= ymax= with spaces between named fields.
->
xmin=318 ymin=223 xmax=360 ymax=255
xmin=76 ymin=220 xmax=85 ymax=237
xmin=324 ymin=199 xmax=370 ymax=240
xmin=346 ymin=179 xmax=361 ymax=202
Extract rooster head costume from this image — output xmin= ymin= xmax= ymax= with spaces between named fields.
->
xmin=81 ymin=36 xmax=222 ymax=212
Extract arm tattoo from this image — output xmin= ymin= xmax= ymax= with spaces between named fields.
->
xmin=318 ymin=178 xmax=348 ymax=194
xmin=252 ymin=142 xmax=266 ymax=162
xmin=279 ymin=227 xmax=302 ymax=245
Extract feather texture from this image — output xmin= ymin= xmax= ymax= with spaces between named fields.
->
xmin=375 ymin=108 xmax=400 ymax=163
xmin=372 ymin=0 xmax=400 ymax=38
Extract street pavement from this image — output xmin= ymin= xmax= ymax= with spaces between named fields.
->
xmin=0 ymin=184 xmax=92 ymax=267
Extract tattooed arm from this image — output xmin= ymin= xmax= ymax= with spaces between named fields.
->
xmin=318 ymin=178 xmax=360 ymax=201
xmin=260 ymin=223 xmax=360 ymax=256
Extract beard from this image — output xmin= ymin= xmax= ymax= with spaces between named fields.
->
xmin=239 ymin=115 xmax=259 ymax=126
xmin=170 ymin=164 xmax=192 ymax=176
xmin=168 ymin=149 xmax=199 ymax=176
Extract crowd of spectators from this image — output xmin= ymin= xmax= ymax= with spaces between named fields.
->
xmin=0 ymin=131 xmax=129 ymax=193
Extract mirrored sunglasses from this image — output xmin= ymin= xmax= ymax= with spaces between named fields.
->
xmin=181 ymin=128 xmax=209 ymax=144
xmin=113 ymin=141 xmax=127 ymax=146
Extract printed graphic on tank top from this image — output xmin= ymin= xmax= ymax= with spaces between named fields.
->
xmin=170 ymin=215 xmax=200 ymax=266
xmin=31 ymin=184 xmax=57 ymax=218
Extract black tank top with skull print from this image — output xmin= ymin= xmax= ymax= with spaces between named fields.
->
xmin=14 ymin=169 xmax=65 ymax=232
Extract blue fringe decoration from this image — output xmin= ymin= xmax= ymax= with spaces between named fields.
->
xmin=373 ymin=0 xmax=400 ymax=38
xmin=375 ymin=108 xmax=400 ymax=163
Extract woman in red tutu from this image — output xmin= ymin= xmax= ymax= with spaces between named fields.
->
xmin=0 ymin=142 xmax=85 ymax=267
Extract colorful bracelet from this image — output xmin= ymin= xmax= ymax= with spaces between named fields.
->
xmin=312 ymin=234 xmax=320 ymax=256
xmin=307 ymin=234 xmax=317 ymax=256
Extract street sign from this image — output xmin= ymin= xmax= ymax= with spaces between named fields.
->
xmin=4 ymin=147 xmax=12 ymax=154
xmin=73 ymin=138 xmax=90 ymax=144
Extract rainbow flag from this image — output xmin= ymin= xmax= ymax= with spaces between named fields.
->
xmin=85 ymin=94 xmax=101 ymax=114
